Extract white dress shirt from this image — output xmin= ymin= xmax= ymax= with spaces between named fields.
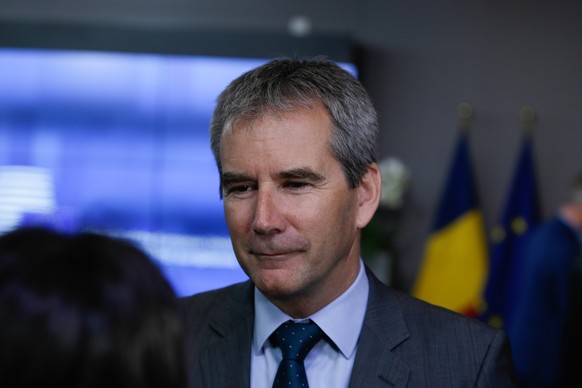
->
xmin=250 ymin=260 xmax=369 ymax=388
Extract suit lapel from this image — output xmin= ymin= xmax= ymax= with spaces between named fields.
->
xmin=196 ymin=271 xmax=411 ymax=387
xmin=199 ymin=282 xmax=255 ymax=387
xmin=349 ymin=269 xmax=411 ymax=388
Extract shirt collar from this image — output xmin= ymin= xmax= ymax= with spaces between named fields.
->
xmin=253 ymin=260 xmax=369 ymax=359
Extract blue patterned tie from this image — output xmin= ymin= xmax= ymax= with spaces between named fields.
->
xmin=270 ymin=320 xmax=324 ymax=388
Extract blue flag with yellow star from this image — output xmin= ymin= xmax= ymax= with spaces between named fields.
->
xmin=481 ymin=133 xmax=540 ymax=331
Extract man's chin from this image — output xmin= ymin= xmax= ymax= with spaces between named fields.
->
xmin=253 ymin=272 xmax=300 ymax=298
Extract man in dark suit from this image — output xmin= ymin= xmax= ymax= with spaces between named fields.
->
xmin=509 ymin=174 xmax=582 ymax=387
xmin=182 ymin=57 xmax=516 ymax=387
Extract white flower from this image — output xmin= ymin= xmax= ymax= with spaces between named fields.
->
xmin=378 ymin=157 xmax=410 ymax=209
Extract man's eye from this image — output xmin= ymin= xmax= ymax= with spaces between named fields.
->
xmin=223 ymin=184 xmax=259 ymax=198
xmin=230 ymin=185 xmax=252 ymax=193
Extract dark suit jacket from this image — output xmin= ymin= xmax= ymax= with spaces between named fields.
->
xmin=182 ymin=268 xmax=517 ymax=387
xmin=509 ymin=217 xmax=582 ymax=387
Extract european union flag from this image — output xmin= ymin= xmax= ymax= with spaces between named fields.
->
xmin=481 ymin=133 xmax=540 ymax=331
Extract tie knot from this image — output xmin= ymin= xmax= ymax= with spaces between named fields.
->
xmin=270 ymin=320 xmax=324 ymax=361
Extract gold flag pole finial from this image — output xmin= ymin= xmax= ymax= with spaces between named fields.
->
xmin=457 ymin=102 xmax=474 ymax=132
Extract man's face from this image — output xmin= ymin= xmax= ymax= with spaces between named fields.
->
xmin=219 ymin=104 xmax=368 ymax=317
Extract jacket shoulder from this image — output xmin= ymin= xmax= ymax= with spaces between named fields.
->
xmin=361 ymin=275 xmax=516 ymax=386
xmin=395 ymin=289 xmax=498 ymax=337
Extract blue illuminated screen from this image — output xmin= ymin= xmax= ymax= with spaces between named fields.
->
xmin=0 ymin=48 xmax=357 ymax=296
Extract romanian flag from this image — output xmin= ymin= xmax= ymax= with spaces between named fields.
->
xmin=481 ymin=133 xmax=540 ymax=331
xmin=412 ymin=132 xmax=488 ymax=316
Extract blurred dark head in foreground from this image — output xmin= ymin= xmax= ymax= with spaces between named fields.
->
xmin=0 ymin=227 xmax=185 ymax=388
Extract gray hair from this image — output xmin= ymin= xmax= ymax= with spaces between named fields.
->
xmin=210 ymin=57 xmax=378 ymax=191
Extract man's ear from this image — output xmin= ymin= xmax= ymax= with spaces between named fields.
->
xmin=356 ymin=163 xmax=382 ymax=229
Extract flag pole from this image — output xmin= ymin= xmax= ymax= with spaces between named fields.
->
xmin=519 ymin=106 xmax=535 ymax=134
xmin=457 ymin=102 xmax=474 ymax=132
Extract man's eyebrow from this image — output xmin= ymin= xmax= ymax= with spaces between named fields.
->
xmin=221 ymin=172 xmax=253 ymax=186
xmin=221 ymin=168 xmax=325 ymax=185
xmin=278 ymin=168 xmax=325 ymax=182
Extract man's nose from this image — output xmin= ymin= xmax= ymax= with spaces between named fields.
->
xmin=252 ymin=188 xmax=284 ymax=235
